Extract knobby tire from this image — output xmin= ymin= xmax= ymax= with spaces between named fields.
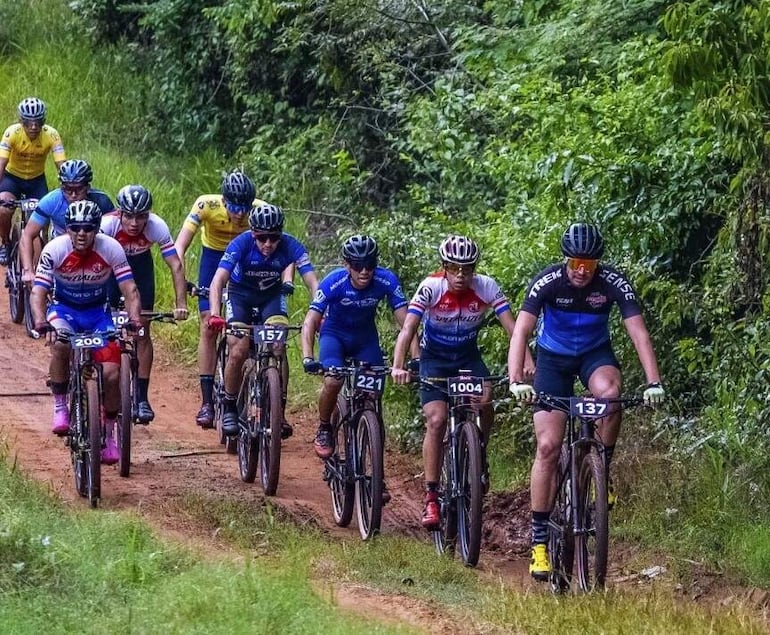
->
xmin=457 ymin=421 xmax=483 ymax=567
xmin=213 ymin=338 xmax=228 ymax=445
xmin=576 ymin=447 xmax=608 ymax=591
xmin=259 ymin=366 xmax=282 ymax=496
xmin=118 ymin=352 xmax=133 ymax=477
xmin=549 ymin=445 xmax=575 ymax=593
xmin=432 ymin=439 xmax=457 ymax=556
xmin=330 ymin=398 xmax=354 ymax=526
xmin=355 ymin=410 xmax=384 ymax=540
xmin=70 ymin=385 xmax=88 ymax=498
xmin=86 ymin=378 xmax=102 ymax=508
xmin=7 ymin=223 xmax=23 ymax=324
xmin=237 ymin=366 xmax=259 ymax=483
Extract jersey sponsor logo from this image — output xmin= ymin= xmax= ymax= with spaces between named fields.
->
xmin=600 ymin=270 xmax=636 ymax=301
xmin=528 ymin=268 xmax=561 ymax=297
xmin=468 ymin=300 xmax=480 ymax=313
xmin=313 ymin=289 xmax=326 ymax=304
xmin=555 ymin=297 xmax=573 ymax=306
xmin=197 ymin=202 xmax=205 ymax=210
xmin=340 ymin=297 xmax=378 ymax=307
xmin=417 ymin=285 xmax=433 ymax=304
xmin=585 ymin=292 xmax=608 ymax=309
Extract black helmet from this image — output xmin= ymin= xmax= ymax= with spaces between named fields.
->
xmin=65 ymin=200 xmax=102 ymax=227
xmin=58 ymin=159 xmax=93 ymax=185
xmin=438 ymin=235 xmax=480 ymax=266
xmin=117 ymin=185 xmax=153 ymax=215
xmin=249 ymin=203 xmax=284 ymax=231
xmin=342 ymin=234 xmax=379 ymax=261
xmin=221 ymin=171 xmax=256 ymax=207
xmin=560 ymin=223 xmax=604 ymax=259
xmin=18 ymin=97 xmax=46 ymax=121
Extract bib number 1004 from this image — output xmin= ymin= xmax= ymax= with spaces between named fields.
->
xmin=447 ymin=376 xmax=483 ymax=397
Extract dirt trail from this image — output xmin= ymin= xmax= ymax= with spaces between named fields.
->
xmin=0 ymin=285 xmax=767 ymax=632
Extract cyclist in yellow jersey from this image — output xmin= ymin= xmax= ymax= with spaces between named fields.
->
xmin=0 ymin=97 xmax=66 ymax=265
xmin=175 ymin=171 xmax=269 ymax=427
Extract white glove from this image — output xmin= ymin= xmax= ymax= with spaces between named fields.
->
xmin=510 ymin=382 xmax=536 ymax=402
xmin=643 ymin=382 xmax=665 ymax=405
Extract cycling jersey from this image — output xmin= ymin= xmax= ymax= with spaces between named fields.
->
xmin=218 ymin=231 xmax=313 ymax=294
xmin=35 ymin=234 xmax=133 ymax=307
xmin=520 ymin=262 xmax=642 ymax=356
xmin=100 ymin=213 xmax=177 ymax=259
xmin=408 ymin=272 xmax=510 ymax=359
xmin=30 ymin=188 xmax=114 ymax=237
xmin=0 ymin=123 xmax=66 ymax=179
xmin=310 ymin=267 xmax=407 ymax=334
xmin=182 ymin=194 xmax=264 ymax=251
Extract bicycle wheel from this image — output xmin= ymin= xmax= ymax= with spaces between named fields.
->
xmin=7 ymin=223 xmax=23 ymax=324
xmin=69 ymin=386 xmax=88 ymax=498
xmin=237 ymin=369 xmax=259 ymax=483
xmin=549 ymin=445 xmax=574 ymax=593
xmin=432 ymin=438 xmax=457 ymax=556
xmin=214 ymin=338 xmax=227 ymax=444
xmin=575 ymin=447 xmax=608 ymax=591
xmin=354 ymin=410 xmax=384 ymax=540
xmin=258 ymin=366 xmax=282 ymax=496
xmin=85 ymin=378 xmax=102 ymax=508
xmin=329 ymin=398 xmax=354 ymax=527
xmin=456 ymin=422 xmax=484 ymax=567
xmin=117 ymin=352 xmax=133 ymax=478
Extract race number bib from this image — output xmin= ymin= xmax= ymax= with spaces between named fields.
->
xmin=447 ymin=376 xmax=484 ymax=397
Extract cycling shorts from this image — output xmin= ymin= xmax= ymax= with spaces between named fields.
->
xmin=47 ymin=302 xmax=121 ymax=364
xmin=225 ymin=287 xmax=287 ymax=325
xmin=419 ymin=351 xmax=489 ymax=406
xmin=197 ymin=246 xmax=223 ymax=312
xmin=318 ymin=329 xmax=384 ymax=369
xmin=533 ymin=343 xmax=620 ymax=407
xmin=0 ymin=173 xmax=48 ymax=201
xmin=108 ymin=250 xmax=154 ymax=311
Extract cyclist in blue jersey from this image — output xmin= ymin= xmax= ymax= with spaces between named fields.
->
xmin=20 ymin=159 xmax=114 ymax=285
xmin=302 ymin=234 xmax=419 ymax=460
xmin=207 ymin=203 xmax=318 ymax=439
xmin=391 ymin=235 xmax=529 ymax=530
xmin=507 ymin=222 xmax=665 ymax=581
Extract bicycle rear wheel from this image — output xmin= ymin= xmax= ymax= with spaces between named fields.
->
xmin=117 ymin=352 xmax=133 ymax=478
xmin=238 ymin=369 xmax=259 ymax=483
xmin=258 ymin=366 xmax=282 ymax=496
xmin=575 ymin=447 xmax=608 ymax=591
xmin=85 ymin=378 xmax=102 ymax=508
xmin=549 ymin=445 xmax=574 ymax=593
xmin=432 ymin=439 xmax=457 ymax=557
xmin=456 ymin=422 xmax=483 ymax=567
xmin=7 ymin=223 xmax=23 ymax=324
xmin=329 ymin=399 xmax=354 ymax=527
xmin=354 ymin=410 xmax=384 ymax=540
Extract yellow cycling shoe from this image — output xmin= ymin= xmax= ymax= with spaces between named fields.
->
xmin=529 ymin=543 xmax=551 ymax=581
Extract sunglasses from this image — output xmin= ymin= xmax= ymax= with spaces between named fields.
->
xmin=62 ymin=184 xmax=87 ymax=195
xmin=347 ymin=258 xmax=378 ymax=272
xmin=443 ymin=263 xmax=475 ymax=275
xmin=224 ymin=201 xmax=250 ymax=214
xmin=68 ymin=223 xmax=97 ymax=234
xmin=21 ymin=118 xmax=44 ymax=126
xmin=254 ymin=232 xmax=282 ymax=243
xmin=565 ymin=257 xmax=599 ymax=273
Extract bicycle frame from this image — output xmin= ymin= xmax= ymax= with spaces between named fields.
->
xmin=4 ymin=197 xmax=41 ymax=335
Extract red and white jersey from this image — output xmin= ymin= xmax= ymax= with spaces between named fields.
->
xmin=100 ymin=213 xmax=177 ymax=259
xmin=34 ymin=234 xmax=133 ymax=306
xmin=407 ymin=272 xmax=510 ymax=355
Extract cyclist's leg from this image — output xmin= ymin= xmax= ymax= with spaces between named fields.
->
xmin=0 ymin=174 xmax=22 ymax=260
xmin=195 ymin=247 xmax=222 ymax=425
xmin=23 ymin=174 xmax=49 ymax=201
xmin=46 ymin=303 xmax=76 ymax=434
xmin=261 ymin=294 xmax=291 ymax=436
xmin=130 ymin=253 xmax=156 ymax=421
xmin=90 ymin=307 xmax=122 ymax=464
xmin=220 ymin=290 xmax=250 ymax=435
xmin=314 ymin=332 xmax=346 ymax=458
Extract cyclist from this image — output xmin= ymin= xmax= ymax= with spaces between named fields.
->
xmin=390 ymin=235 xmax=529 ymax=529
xmin=174 ymin=170 xmax=264 ymax=428
xmin=207 ymin=202 xmax=317 ymax=438
xmin=101 ymin=184 xmax=189 ymax=423
xmin=20 ymin=159 xmax=114 ymax=285
xmin=506 ymin=222 xmax=665 ymax=581
xmin=29 ymin=200 xmax=142 ymax=464
xmin=0 ymin=97 xmax=66 ymax=265
xmin=302 ymin=234 xmax=419 ymax=464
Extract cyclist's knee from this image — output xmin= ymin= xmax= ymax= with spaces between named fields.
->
xmin=535 ymin=438 xmax=562 ymax=464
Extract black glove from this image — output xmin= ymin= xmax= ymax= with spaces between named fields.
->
xmin=303 ymin=357 xmax=323 ymax=374
xmin=32 ymin=322 xmax=55 ymax=339
xmin=406 ymin=358 xmax=420 ymax=374
xmin=280 ymin=281 xmax=295 ymax=296
xmin=124 ymin=320 xmax=143 ymax=335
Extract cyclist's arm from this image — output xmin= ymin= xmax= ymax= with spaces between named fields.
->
xmin=0 ymin=156 xmax=8 ymax=181
xmin=392 ymin=312 xmax=420 ymax=371
xmin=20 ymin=218 xmax=45 ymax=275
xmin=507 ymin=310 xmax=537 ymax=383
xmin=623 ymin=314 xmax=662 ymax=385
xmin=281 ymin=262 xmax=295 ymax=285
xmin=117 ymin=278 xmax=142 ymax=324
xmin=299 ymin=269 xmax=319 ymax=297
xmin=174 ymin=226 xmax=196 ymax=265
xmin=54 ymin=158 xmax=65 ymax=170
xmin=208 ymin=266 xmax=230 ymax=317
xmin=30 ymin=283 xmax=48 ymax=327
xmin=392 ymin=306 xmax=420 ymax=360
xmin=163 ymin=252 xmax=189 ymax=313
xmin=301 ymin=308 xmax=323 ymax=359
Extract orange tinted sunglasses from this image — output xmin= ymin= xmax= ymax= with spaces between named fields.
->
xmin=565 ymin=258 xmax=599 ymax=273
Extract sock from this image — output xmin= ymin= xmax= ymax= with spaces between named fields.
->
xmin=137 ymin=377 xmax=149 ymax=402
xmin=200 ymin=375 xmax=214 ymax=404
xmin=531 ymin=511 xmax=550 ymax=545
xmin=53 ymin=394 xmax=67 ymax=411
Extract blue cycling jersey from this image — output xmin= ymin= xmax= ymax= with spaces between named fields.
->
xmin=218 ymin=231 xmax=314 ymax=294
xmin=520 ymin=262 xmax=642 ymax=356
xmin=309 ymin=267 xmax=407 ymax=334
xmin=30 ymin=188 xmax=115 ymax=237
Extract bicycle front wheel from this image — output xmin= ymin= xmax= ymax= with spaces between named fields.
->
xmin=85 ymin=378 xmax=102 ymax=508
xmin=432 ymin=439 xmax=457 ymax=557
xmin=70 ymin=386 xmax=88 ymax=498
xmin=117 ymin=352 xmax=133 ymax=478
xmin=7 ymin=223 xmax=23 ymax=324
xmin=329 ymin=399 xmax=354 ymax=527
xmin=259 ymin=366 xmax=283 ymax=495
xmin=354 ymin=410 xmax=384 ymax=540
xmin=549 ymin=445 xmax=574 ymax=593
xmin=575 ymin=447 xmax=608 ymax=591
xmin=456 ymin=422 xmax=484 ymax=567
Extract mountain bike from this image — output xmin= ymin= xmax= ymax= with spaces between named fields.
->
xmin=3 ymin=197 xmax=42 ymax=336
xmin=112 ymin=308 xmax=177 ymax=478
xmin=322 ymin=362 xmax=389 ymax=541
xmin=421 ymin=373 xmax=505 ymax=567
xmin=537 ymin=394 xmax=643 ymax=593
xmin=229 ymin=320 xmax=300 ymax=495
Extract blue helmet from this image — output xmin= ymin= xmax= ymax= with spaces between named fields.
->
xmin=58 ymin=159 xmax=93 ymax=185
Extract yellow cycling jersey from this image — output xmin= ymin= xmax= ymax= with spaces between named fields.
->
xmin=182 ymin=194 xmax=265 ymax=251
xmin=0 ymin=123 xmax=66 ymax=179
